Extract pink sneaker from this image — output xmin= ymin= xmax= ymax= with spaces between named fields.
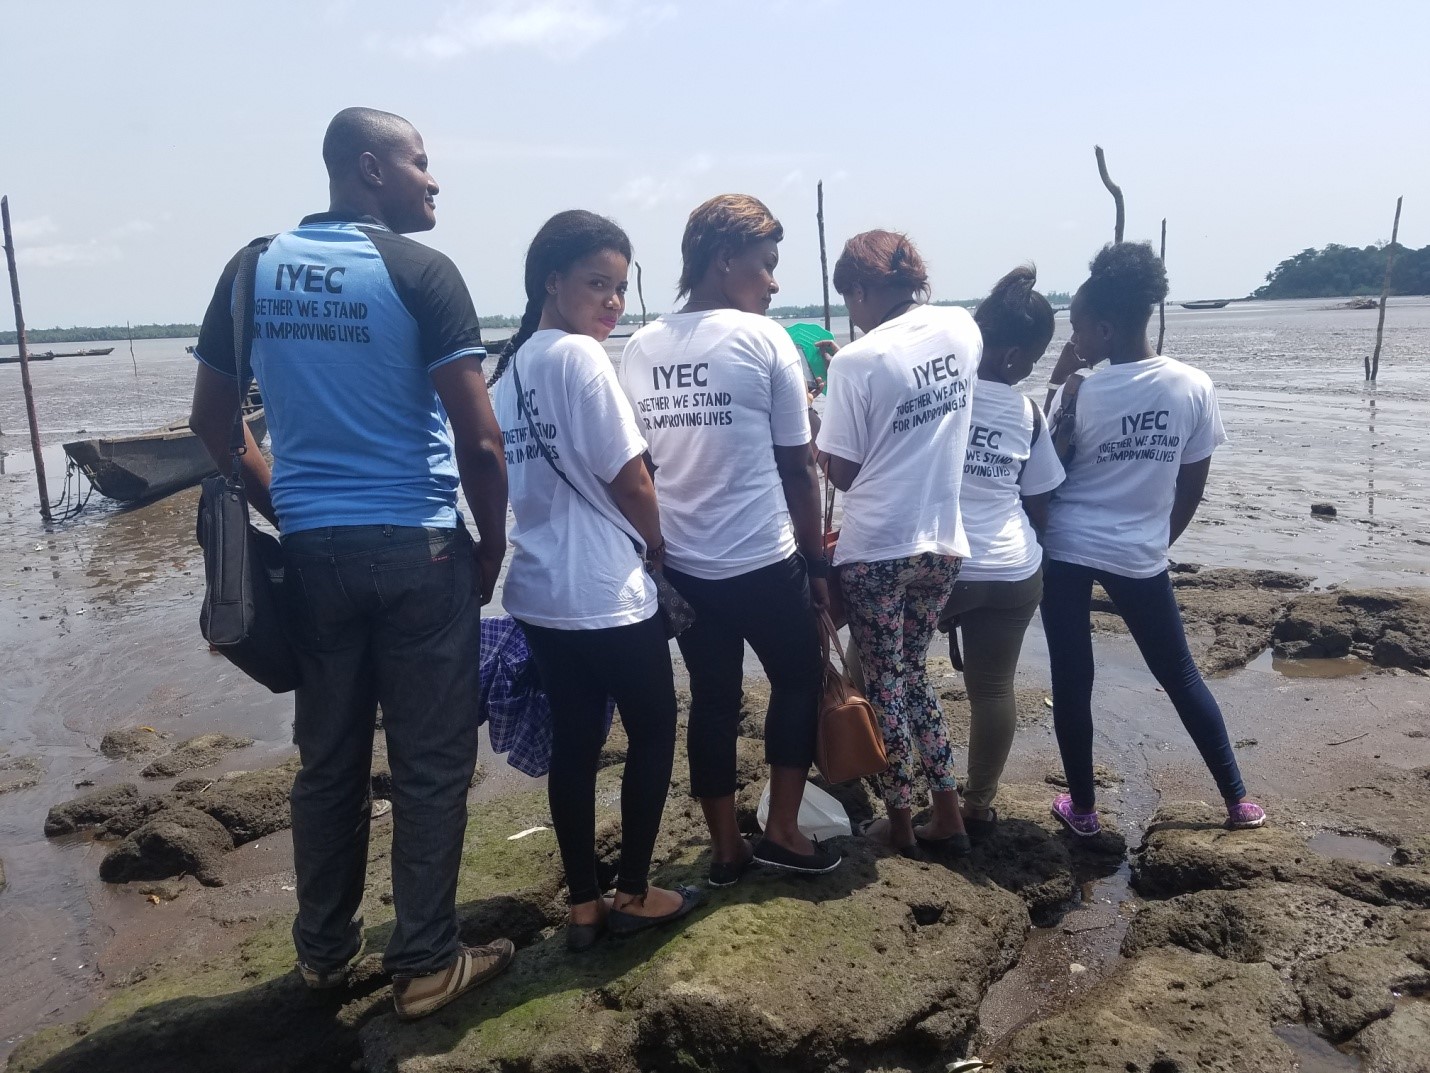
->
xmin=1226 ymin=801 xmax=1266 ymax=830
xmin=1051 ymin=793 xmax=1101 ymax=837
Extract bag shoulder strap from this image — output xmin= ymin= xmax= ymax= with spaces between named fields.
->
xmin=227 ymin=235 xmax=275 ymax=481
xmin=511 ymin=354 xmax=646 ymax=558
xmin=1018 ymin=394 xmax=1046 ymax=483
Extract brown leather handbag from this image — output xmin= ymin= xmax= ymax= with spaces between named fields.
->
xmin=814 ymin=611 xmax=889 ymax=784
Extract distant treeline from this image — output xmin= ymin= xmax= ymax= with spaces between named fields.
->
xmin=0 ymin=322 xmax=200 ymax=345
xmin=1254 ymin=244 xmax=1430 ymax=299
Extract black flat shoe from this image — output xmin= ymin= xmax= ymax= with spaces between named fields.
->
xmin=565 ymin=919 xmax=606 ymax=952
xmin=607 ymin=885 xmax=705 ymax=937
xmin=708 ymin=838 xmax=756 ymax=888
xmin=752 ymin=837 xmax=842 ymax=875
xmin=962 ymin=807 xmax=998 ymax=844
xmin=915 ymin=831 xmax=973 ymax=858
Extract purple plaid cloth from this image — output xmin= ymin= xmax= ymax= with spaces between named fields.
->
xmin=479 ymin=615 xmax=614 ymax=778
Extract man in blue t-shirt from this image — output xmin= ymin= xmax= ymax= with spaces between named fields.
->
xmin=190 ymin=107 xmax=511 ymax=1020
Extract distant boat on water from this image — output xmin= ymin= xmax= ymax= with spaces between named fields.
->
xmin=1179 ymin=300 xmax=1232 ymax=310
xmin=0 ymin=346 xmax=114 ymax=363
xmin=63 ymin=391 xmax=266 ymax=504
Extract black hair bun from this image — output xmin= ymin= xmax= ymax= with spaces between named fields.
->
xmin=1080 ymin=242 xmax=1168 ymax=326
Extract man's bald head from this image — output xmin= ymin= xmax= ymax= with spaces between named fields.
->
xmin=322 ymin=107 xmax=418 ymax=180
xmin=321 ymin=107 xmax=439 ymax=234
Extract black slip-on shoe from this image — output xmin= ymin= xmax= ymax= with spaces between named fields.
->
xmin=915 ymin=831 xmax=973 ymax=858
xmin=707 ymin=838 xmax=756 ymax=888
xmin=607 ymin=885 xmax=705 ymax=937
xmin=751 ymin=837 xmax=842 ymax=875
xmin=565 ymin=919 xmax=606 ymax=952
xmin=961 ymin=808 xmax=999 ymax=844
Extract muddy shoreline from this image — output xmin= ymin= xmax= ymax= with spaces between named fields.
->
xmin=3 ymin=557 xmax=1429 ymax=1070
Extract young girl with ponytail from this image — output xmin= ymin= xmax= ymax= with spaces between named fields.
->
xmin=816 ymin=230 xmax=981 ymax=858
xmin=488 ymin=210 xmax=700 ymax=949
xmin=938 ymin=266 xmax=1064 ymax=838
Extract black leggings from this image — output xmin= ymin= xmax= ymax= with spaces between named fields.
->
xmin=519 ymin=613 xmax=677 ymax=905
xmin=666 ymin=555 xmax=823 ymax=798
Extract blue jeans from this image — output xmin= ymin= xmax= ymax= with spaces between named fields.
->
xmin=1039 ymin=558 xmax=1246 ymax=811
xmin=281 ymin=524 xmax=482 ymax=976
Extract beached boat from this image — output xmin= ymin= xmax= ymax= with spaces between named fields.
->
xmin=62 ymin=402 xmax=267 ymax=504
xmin=0 ymin=346 xmax=114 ymax=361
xmin=1179 ymin=299 xmax=1232 ymax=310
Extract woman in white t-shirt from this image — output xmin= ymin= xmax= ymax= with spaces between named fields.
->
xmin=815 ymin=230 xmax=980 ymax=858
xmin=1041 ymin=241 xmax=1265 ymax=836
xmin=620 ymin=194 xmax=839 ymax=884
xmin=938 ymin=266 xmax=1064 ymax=840
xmin=488 ymin=210 xmax=700 ymax=949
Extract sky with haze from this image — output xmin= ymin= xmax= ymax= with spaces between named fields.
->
xmin=2 ymin=0 xmax=1426 ymax=327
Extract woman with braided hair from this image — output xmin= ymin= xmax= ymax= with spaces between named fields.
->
xmin=489 ymin=209 xmax=699 ymax=950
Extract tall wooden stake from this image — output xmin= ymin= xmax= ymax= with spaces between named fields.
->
xmin=1369 ymin=195 xmax=1403 ymax=382
xmin=633 ymin=260 xmax=647 ymax=326
xmin=816 ymin=180 xmax=831 ymax=332
xmin=1157 ymin=217 xmax=1167 ymax=354
xmin=1094 ymin=145 xmax=1125 ymax=242
xmin=2 ymin=196 xmax=53 ymax=522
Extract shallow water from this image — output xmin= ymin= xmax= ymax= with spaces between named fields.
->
xmin=1307 ymin=831 xmax=1397 ymax=867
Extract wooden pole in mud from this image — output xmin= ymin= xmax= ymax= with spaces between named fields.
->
xmin=2 ymin=196 xmax=53 ymax=522
xmin=633 ymin=260 xmax=647 ymax=327
xmin=1157 ymin=217 xmax=1167 ymax=354
xmin=1094 ymin=145 xmax=1125 ymax=243
xmin=817 ymin=180 xmax=832 ymax=332
xmin=1368 ymin=195 xmax=1403 ymax=382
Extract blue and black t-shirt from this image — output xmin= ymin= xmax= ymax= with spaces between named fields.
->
xmin=194 ymin=212 xmax=486 ymax=535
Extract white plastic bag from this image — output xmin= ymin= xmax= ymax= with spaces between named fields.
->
xmin=755 ymin=779 xmax=852 ymax=841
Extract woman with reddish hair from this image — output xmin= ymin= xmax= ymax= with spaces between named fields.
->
xmin=816 ymin=230 xmax=981 ymax=857
xmin=619 ymin=194 xmax=840 ymax=885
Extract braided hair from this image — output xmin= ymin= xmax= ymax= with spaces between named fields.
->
xmin=973 ymin=264 xmax=1055 ymax=352
xmin=485 ymin=210 xmax=633 ymax=387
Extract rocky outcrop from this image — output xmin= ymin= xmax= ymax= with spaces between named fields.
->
xmin=1130 ymin=802 xmax=1430 ymax=909
xmin=360 ymin=840 xmax=1030 ymax=1073
xmin=1274 ymin=589 xmax=1430 ymax=671
xmin=0 ymin=755 xmax=43 ymax=795
xmin=100 ymin=727 xmax=167 ymax=760
xmin=99 ymin=808 xmax=235 ymax=887
xmin=996 ymin=949 xmax=1303 ymax=1072
xmin=43 ymin=783 xmax=140 ymax=836
xmin=140 ymin=733 xmax=253 ymax=779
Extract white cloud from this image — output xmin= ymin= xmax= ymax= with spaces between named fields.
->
xmin=614 ymin=152 xmax=719 ymax=211
xmin=387 ymin=0 xmax=675 ymax=61
xmin=106 ymin=219 xmax=155 ymax=240
xmin=10 ymin=216 xmax=57 ymax=242
xmin=18 ymin=241 xmax=122 ymax=268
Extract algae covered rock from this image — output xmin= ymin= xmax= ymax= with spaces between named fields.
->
xmin=140 ymin=732 xmax=253 ymax=779
xmin=360 ymin=840 xmax=1030 ymax=1073
xmin=99 ymin=807 xmax=234 ymax=886
xmin=44 ymin=782 xmax=139 ymax=835
xmin=1122 ymin=883 xmax=1404 ymax=972
xmin=1273 ymin=589 xmax=1430 ymax=670
xmin=100 ymin=726 xmax=168 ymax=760
xmin=1131 ymin=802 xmax=1430 ymax=909
xmin=186 ymin=760 xmax=299 ymax=845
xmin=1292 ymin=911 xmax=1430 ymax=1041
xmin=995 ymin=949 xmax=1302 ymax=1073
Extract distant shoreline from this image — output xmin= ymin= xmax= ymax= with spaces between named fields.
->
xmin=7 ymin=294 xmax=1428 ymax=348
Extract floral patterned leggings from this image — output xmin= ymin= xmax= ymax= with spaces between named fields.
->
xmin=839 ymin=552 xmax=962 ymax=810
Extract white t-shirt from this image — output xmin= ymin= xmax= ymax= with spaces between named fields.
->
xmin=815 ymin=304 xmax=980 ymax=564
xmin=958 ymin=380 xmax=1065 ymax=583
xmin=619 ymin=310 xmax=811 ymax=580
xmin=493 ymin=330 xmax=657 ymax=629
xmin=1043 ymin=355 xmax=1227 ymax=579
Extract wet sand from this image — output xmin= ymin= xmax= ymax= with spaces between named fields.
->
xmin=2 ymin=297 xmax=1429 ymax=1063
